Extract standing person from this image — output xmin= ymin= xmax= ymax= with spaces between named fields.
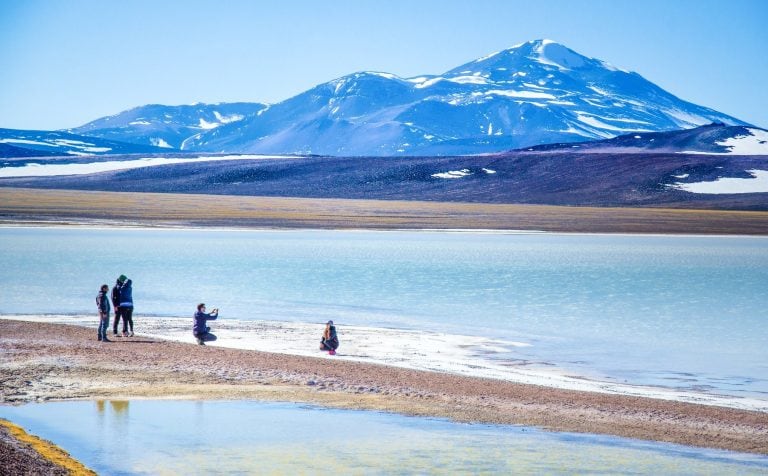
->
xmin=319 ymin=320 xmax=339 ymax=355
xmin=193 ymin=303 xmax=219 ymax=345
xmin=96 ymin=284 xmax=111 ymax=342
xmin=111 ymin=275 xmax=126 ymax=337
xmin=119 ymin=278 xmax=135 ymax=337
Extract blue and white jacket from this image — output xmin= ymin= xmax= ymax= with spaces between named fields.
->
xmin=119 ymin=279 xmax=134 ymax=308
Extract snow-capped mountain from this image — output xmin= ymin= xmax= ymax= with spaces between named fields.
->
xmin=524 ymin=123 xmax=768 ymax=155
xmin=71 ymin=40 xmax=749 ymax=157
xmin=0 ymin=128 xmax=171 ymax=158
xmin=178 ymin=39 xmax=747 ymax=156
xmin=71 ymin=102 xmax=268 ymax=150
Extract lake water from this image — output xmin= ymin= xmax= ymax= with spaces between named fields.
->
xmin=1 ymin=400 xmax=766 ymax=475
xmin=1 ymin=227 xmax=767 ymax=399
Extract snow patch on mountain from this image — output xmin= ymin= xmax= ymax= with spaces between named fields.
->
xmin=672 ymin=170 xmax=768 ymax=194
xmin=0 ymin=138 xmax=51 ymax=147
xmin=0 ymin=137 xmax=112 ymax=154
xmin=432 ymin=169 xmax=472 ymax=179
xmin=151 ymin=138 xmax=173 ymax=148
xmin=198 ymin=118 xmax=219 ymax=130
xmin=680 ymin=128 xmax=768 ymax=155
xmin=447 ymin=75 xmax=489 ymax=85
xmin=213 ymin=111 xmax=244 ymax=124
xmin=0 ymin=154 xmax=303 ymax=178
xmin=575 ymin=113 xmax=654 ymax=133
xmin=413 ymin=77 xmax=445 ymax=89
xmin=534 ymin=39 xmax=586 ymax=69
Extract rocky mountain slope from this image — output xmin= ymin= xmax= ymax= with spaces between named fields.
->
xmin=0 ymin=128 xmax=170 ymax=158
xmin=71 ymin=102 xmax=268 ymax=150
xmin=72 ymin=40 xmax=748 ymax=156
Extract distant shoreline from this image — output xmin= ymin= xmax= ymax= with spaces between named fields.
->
xmin=2 ymin=187 xmax=768 ymax=235
xmin=1 ymin=319 xmax=766 ymax=456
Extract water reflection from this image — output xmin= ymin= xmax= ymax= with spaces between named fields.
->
xmin=95 ymin=400 xmax=130 ymax=416
xmin=110 ymin=400 xmax=130 ymax=415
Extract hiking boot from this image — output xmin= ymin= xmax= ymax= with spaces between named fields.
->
xmin=123 ymin=332 xmax=129 ymax=337
xmin=129 ymin=331 xmax=134 ymax=337
xmin=102 ymin=338 xmax=111 ymax=342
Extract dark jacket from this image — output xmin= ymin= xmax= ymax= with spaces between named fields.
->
xmin=322 ymin=325 xmax=339 ymax=350
xmin=119 ymin=279 xmax=133 ymax=308
xmin=96 ymin=290 xmax=110 ymax=314
xmin=193 ymin=310 xmax=218 ymax=335
xmin=111 ymin=282 xmax=122 ymax=308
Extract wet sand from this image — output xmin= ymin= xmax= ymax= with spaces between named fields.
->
xmin=1 ymin=320 xmax=766 ymax=455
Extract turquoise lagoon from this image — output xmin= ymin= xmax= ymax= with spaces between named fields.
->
xmin=1 ymin=400 xmax=766 ymax=474
xmin=1 ymin=227 xmax=767 ymax=398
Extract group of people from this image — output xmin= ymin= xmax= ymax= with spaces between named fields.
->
xmin=96 ymin=280 xmax=340 ymax=353
xmin=95 ymin=275 xmax=134 ymax=342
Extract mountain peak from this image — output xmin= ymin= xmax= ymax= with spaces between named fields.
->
xmin=448 ymin=39 xmax=594 ymax=77
xmin=72 ymin=40 xmax=750 ymax=156
xmin=470 ymin=39 xmax=629 ymax=75
xmin=501 ymin=39 xmax=588 ymax=69
xmin=529 ymin=39 xmax=586 ymax=69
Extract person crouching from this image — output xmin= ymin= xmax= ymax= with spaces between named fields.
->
xmin=320 ymin=320 xmax=339 ymax=355
xmin=193 ymin=303 xmax=218 ymax=345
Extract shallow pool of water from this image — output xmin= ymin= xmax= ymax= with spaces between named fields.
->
xmin=1 ymin=400 xmax=766 ymax=474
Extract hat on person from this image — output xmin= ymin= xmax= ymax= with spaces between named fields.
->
xmin=118 ymin=275 xmax=127 ymax=283
xmin=327 ymin=320 xmax=334 ymax=325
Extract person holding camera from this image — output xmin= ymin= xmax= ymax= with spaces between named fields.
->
xmin=320 ymin=320 xmax=339 ymax=355
xmin=193 ymin=303 xmax=219 ymax=345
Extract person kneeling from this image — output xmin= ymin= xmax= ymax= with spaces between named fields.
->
xmin=320 ymin=320 xmax=339 ymax=355
xmin=193 ymin=303 xmax=218 ymax=345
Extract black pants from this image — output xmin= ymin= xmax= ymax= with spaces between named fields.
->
xmin=320 ymin=338 xmax=339 ymax=351
xmin=113 ymin=307 xmax=123 ymax=334
xmin=194 ymin=326 xmax=211 ymax=343
xmin=122 ymin=307 xmax=134 ymax=333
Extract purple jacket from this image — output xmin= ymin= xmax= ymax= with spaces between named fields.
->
xmin=193 ymin=310 xmax=218 ymax=335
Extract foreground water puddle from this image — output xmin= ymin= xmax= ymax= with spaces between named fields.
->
xmin=1 ymin=400 xmax=766 ymax=474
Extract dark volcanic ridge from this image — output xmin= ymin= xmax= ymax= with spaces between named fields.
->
xmin=2 ymin=149 xmax=767 ymax=210
xmin=523 ymin=123 xmax=768 ymax=155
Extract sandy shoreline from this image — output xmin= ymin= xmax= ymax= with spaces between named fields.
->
xmin=6 ymin=314 xmax=765 ymax=413
xmin=1 ymin=319 xmax=766 ymax=456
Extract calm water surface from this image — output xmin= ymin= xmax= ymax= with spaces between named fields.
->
xmin=1 ymin=400 xmax=766 ymax=475
xmin=1 ymin=227 xmax=767 ymax=396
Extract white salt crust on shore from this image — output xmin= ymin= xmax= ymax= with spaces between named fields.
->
xmin=2 ymin=315 xmax=766 ymax=413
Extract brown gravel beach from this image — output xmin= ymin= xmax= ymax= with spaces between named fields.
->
xmin=1 ymin=319 xmax=766 ymax=456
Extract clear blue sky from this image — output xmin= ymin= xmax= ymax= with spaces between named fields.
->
xmin=1 ymin=0 xmax=766 ymax=130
